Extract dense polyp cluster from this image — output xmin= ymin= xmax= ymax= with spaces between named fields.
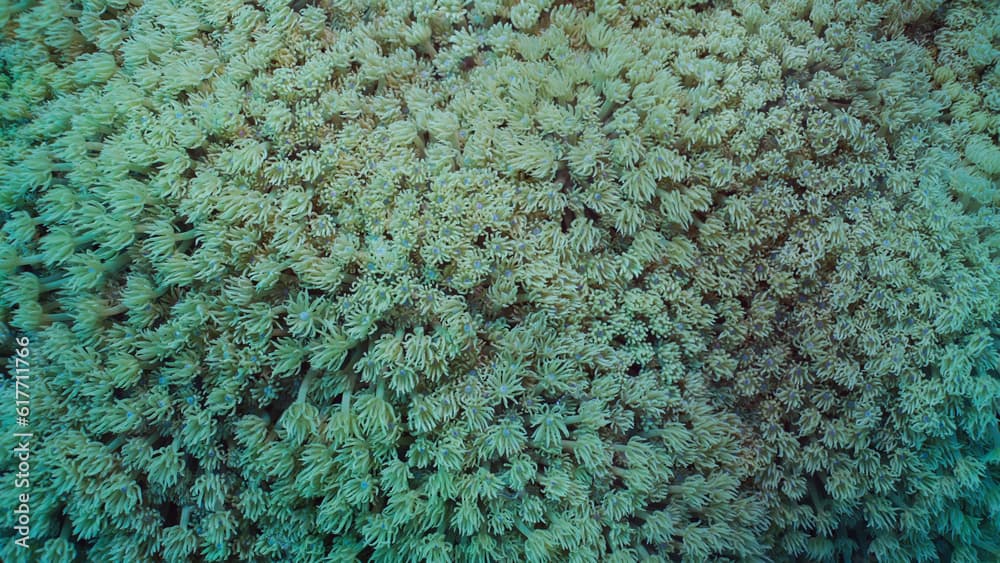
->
xmin=1 ymin=0 xmax=998 ymax=561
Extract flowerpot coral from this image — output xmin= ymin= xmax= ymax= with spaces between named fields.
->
xmin=1 ymin=0 xmax=998 ymax=561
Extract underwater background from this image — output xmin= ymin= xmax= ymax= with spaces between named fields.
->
xmin=1 ymin=0 xmax=999 ymax=561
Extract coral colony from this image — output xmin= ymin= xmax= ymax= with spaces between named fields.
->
xmin=1 ymin=0 xmax=999 ymax=561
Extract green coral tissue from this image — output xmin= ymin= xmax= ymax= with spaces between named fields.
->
xmin=2 ymin=0 xmax=1000 ymax=561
